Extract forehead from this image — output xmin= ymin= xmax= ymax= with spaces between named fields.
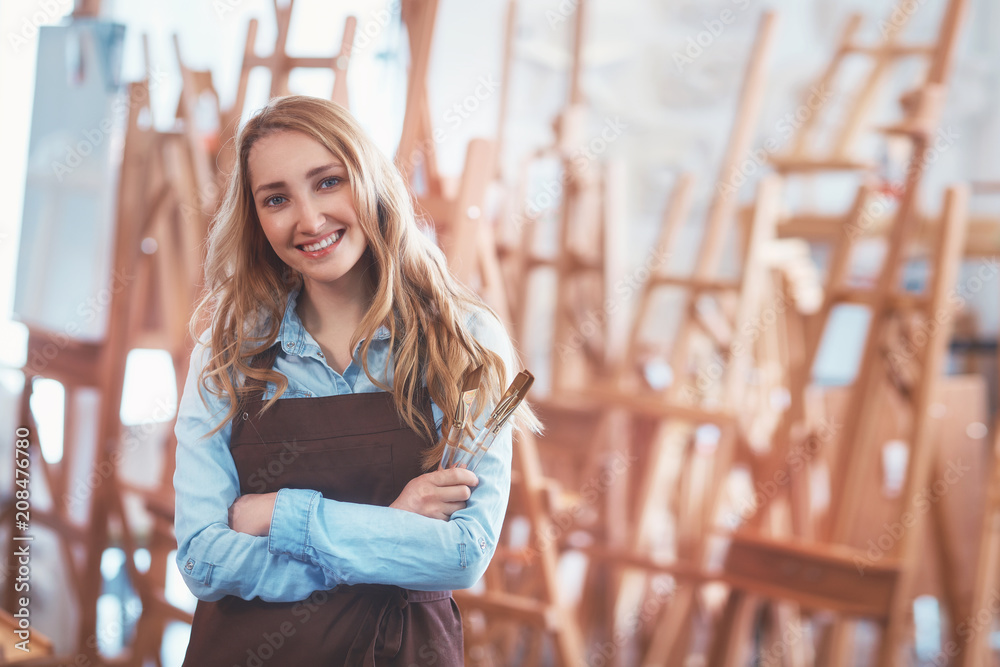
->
xmin=247 ymin=130 xmax=345 ymax=185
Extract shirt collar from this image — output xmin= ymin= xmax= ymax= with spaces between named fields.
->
xmin=275 ymin=286 xmax=390 ymax=356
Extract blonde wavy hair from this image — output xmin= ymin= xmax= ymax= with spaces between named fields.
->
xmin=190 ymin=95 xmax=538 ymax=469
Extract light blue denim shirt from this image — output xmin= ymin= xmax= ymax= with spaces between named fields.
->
xmin=173 ymin=287 xmax=516 ymax=602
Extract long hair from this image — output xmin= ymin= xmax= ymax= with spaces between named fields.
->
xmin=190 ymin=95 xmax=538 ymax=469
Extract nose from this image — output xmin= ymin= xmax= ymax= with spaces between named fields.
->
xmin=296 ymin=195 xmax=326 ymax=235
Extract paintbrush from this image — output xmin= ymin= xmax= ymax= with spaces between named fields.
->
xmin=454 ymin=370 xmax=535 ymax=471
xmin=440 ymin=365 xmax=484 ymax=469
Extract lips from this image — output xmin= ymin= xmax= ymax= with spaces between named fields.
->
xmin=297 ymin=229 xmax=344 ymax=253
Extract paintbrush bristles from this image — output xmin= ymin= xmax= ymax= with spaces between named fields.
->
xmin=508 ymin=370 xmax=533 ymax=396
xmin=462 ymin=365 xmax=484 ymax=392
xmin=450 ymin=364 xmax=484 ymax=436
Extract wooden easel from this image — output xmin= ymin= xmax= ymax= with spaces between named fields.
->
xmin=119 ymin=60 xmax=222 ymax=663
xmin=745 ymin=0 xmax=969 ymax=531
xmin=172 ymin=33 xmax=226 ymax=214
xmin=453 ymin=429 xmax=587 ymax=666
xmin=529 ymin=12 xmax=779 ymax=664
xmin=712 ymin=183 xmax=969 ymax=665
xmin=83 ymin=72 xmax=211 ymax=665
xmin=768 ymin=0 xmax=957 ymax=226
xmin=391 ymin=0 xmax=513 ymax=326
xmin=215 ymin=0 xmax=357 ymax=178
xmin=695 ymin=0 xmax=974 ymax=663
xmin=4 ymin=45 xmax=213 ymax=659
xmin=494 ymin=0 xmax=630 ymax=393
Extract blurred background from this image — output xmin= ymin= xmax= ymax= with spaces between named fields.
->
xmin=0 ymin=0 xmax=998 ymax=664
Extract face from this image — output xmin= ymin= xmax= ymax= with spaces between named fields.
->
xmin=248 ymin=129 xmax=368 ymax=295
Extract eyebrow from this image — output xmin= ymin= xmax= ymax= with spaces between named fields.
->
xmin=253 ymin=163 xmax=344 ymax=196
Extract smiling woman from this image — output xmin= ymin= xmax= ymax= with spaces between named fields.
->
xmin=172 ymin=96 xmax=539 ymax=666
xmin=248 ymin=131 xmax=371 ymax=373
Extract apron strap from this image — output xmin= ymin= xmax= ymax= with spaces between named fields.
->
xmin=236 ymin=343 xmax=281 ymax=416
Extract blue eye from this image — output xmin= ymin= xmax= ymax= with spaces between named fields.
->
xmin=264 ymin=195 xmax=287 ymax=207
xmin=320 ymin=177 xmax=341 ymax=189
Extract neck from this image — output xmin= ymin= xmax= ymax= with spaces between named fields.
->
xmin=296 ymin=261 xmax=374 ymax=342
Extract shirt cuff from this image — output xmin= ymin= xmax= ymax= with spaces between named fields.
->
xmin=268 ymin=487 xmax=321 ymax=561
xmin=179 ymin=550 xmax=214 ymax=588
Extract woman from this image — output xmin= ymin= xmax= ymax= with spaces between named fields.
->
xmin=173 ymin=95 xmax=535 ymax=666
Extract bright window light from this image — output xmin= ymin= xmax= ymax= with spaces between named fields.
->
xmin=161 ymin=621 xmax=192 ymax=667
xmin=134 ymin=548 xmax=151 ymax=574
xmin=101 ymin=547 xmax=126 ymax=581
xmin=913 ymin=595 xmax=941 ymax=659
xmin=165 ymin=549 xmax=198 ymax=615
xmin=120 ymin=349 xmax=177 ymax=425
xmin=0 ymin=320 xmax=28 ymax=369
xmin=29 ymin=377 xmax=65 ymax=463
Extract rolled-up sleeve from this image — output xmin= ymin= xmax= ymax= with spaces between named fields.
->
xmin=266 ymin=308 xmax=517 ymax=591
xmin=173 ymin=334 xmax=338 ymax=601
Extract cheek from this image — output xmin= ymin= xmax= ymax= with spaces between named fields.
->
xmin=353 ymin=231 xmax=371 ymax=256
xmin=256 ymin=214 xmax=284 ymax=245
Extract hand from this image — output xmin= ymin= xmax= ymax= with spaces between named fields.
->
xmin=229 ymin=492 xmax=278 ymax=536
xmin=390 ymin=468 xmax=479 ymax=521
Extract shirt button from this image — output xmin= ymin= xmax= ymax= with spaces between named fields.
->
xmin=318 ymin=352 xmax=324 ymax=357
xmin=185 ymin=559 xmax=194 ymax=572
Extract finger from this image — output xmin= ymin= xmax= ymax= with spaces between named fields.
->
xmin=438 ymin=500 xmax=468 ymax=518
xmin=433 ymin=467 xmax=479 ymax=487
xmin=437 ymin=485 xmax=473 ymax=503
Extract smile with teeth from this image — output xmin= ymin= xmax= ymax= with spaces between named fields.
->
xmin=299 ymin=229 xmax=344 ymax=252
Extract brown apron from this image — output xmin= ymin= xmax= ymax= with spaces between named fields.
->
xmin=182 ymin=345 xmax=463 ymax=666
